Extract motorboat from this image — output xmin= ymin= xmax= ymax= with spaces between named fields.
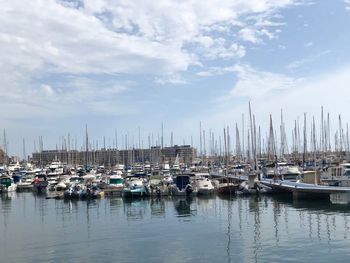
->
xmin=0 ymin=175 xmax=17 ymax=193
xmin=122 ymin=174 xmax=148 ymax=198
xmin=170 ymin=174 xmax=197 ymax=196
xmin=196 ymin=177 xmax=215 ymax=195
xmin=64 ymin=184 xmax=85 ymax=199
xmin=148 ymin=175 xmax=170 ymax=197
xmin=16 ymin=175 xmax=34 ymax=192
xmin=79 ymin=184 xmax=104 ymax=199
xmin=216 ymin=177 xmax=237 ymax=196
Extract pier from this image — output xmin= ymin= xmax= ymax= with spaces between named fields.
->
xmin=260 ymin=179 xmax=350 ymax=204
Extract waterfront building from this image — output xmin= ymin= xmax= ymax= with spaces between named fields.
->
xmin=31 ymin=145 xmax=196 ymax=167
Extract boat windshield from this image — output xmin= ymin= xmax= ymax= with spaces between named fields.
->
xmin=110 ymin=178 xmax=123 ymax=184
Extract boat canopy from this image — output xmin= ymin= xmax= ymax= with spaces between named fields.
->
xmin=175 ymin=175 xmax=190 ymax=191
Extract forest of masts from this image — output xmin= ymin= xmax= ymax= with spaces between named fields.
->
xmin=2 ymin=105 xmax=350 ymax=166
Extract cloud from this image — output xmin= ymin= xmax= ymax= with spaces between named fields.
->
xmin=237 ymin=26 xmax=278 ymax=44
xmin=168 ymin=64 xmax=350 ymax=153
xmin=287 ymin=50 xmax=332 ymax=70
xmin=0 ymin=0 xmax=304 ymax=149
xmin=199 ymin=65 xmax=350 ymax=136
xmin=196 ymin=66 xmax=238 ymax=77
xmin=345 ymin=0 xmax=350 ymax=10
xmin=238 ymin=28 xmax=261 ymax=44
xmin=40 ymin=84 xmax=55 ymax=96
xmin=0 ymin=0 xmax=301 ymax=76
xmin=217 ymin=64 xmax=299 ymax=102
xmin=304 ymin=41 xmax=313 ymax=48
xmin=155 ymin=74 xmax=187 ymax=85
xmin=0 ymin=76 xmax=130 ymax=119
xmin=0 ymin=0 xmax=302 ymax=122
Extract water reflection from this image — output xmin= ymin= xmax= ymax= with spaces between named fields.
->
xmin=150 ymin=198 xmax=165 ymax=218
xmin=1 ymin=194 xmax=350 ymax=263
xmin=123 ymin=198 xmax=147 ymax=220
xmin=226 ymin=199 xmax=232 ymax=263
xmin=0 ymin=193 xmax=14 ymax=228
xmin=109 ymin=197 xmax=123 ymax=213
xmin=173 ymin=197 xmax=196 ymax=217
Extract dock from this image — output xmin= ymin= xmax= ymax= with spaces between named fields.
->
xmin=260 ymin=179 xmax=350 ymax=204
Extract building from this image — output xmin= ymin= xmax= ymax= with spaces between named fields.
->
xmin=31 ymin=145 xmax=196 ymax=167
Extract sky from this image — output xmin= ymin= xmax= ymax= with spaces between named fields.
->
xmin=1 ymin=0 xmax=350 ymax=157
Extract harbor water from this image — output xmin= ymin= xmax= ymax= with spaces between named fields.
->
xmin=1 ymin=193 xmax=350 ymax=262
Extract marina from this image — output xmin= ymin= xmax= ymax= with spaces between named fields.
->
xmin=2 ymin=1 xmax=350 ymax=262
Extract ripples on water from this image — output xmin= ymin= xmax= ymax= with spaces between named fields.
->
xmin=1 ymin=193 xmax=350 ymax=263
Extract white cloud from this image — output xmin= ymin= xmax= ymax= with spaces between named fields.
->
xmin=287 ymin=50 xmax=332 ymax=70
xmin=287 ymin=58 xmax=313 ymax=69
xmin=155 ymin=75 xmax=187 ymax=85
xmin=196 ymin=66 xmax=238 ymax=77
xmin=238 ymin=28 xmax=261 ymax=44
xmin=0 ymin=0 xmax=301 ymax=122
xmin=176 ymin=65 xmax=350 ymax=149
xmin=40 ymin=84 xmax=55 ymax=96
xmin=217 ymin=64 xmax=299 ymax=102
xmin=0 ymin=0 xmax=300 ymax=75
xmin=0 ymin=76 xmax=130 ymax=119
xmin=345 ymin=0 xmax=350 ymax=10
xmin=304 ymin=41 xmax=313 ymax=48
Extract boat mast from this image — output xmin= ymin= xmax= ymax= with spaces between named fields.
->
xmin=303 ymin=113 xmax=307 ymax=167
xmin=199 ymin=121 xmax=202 ymax=160
xmin=85 ymin=124 xmax=88 ymax=169
xmin=3 ymin=129 xmax=8 ymax=163
xmin=223 ymin=127 xmax=228 ymax=177
xmin=268 ymin=114 xmax=276 ymax=162
xmin=242 ymin=113 xmax=245 ymax=162
xmin=339 ymin=114 xmax=343 ymax=155
xmin=22 ymin=138 xmax=26 ymax=162
xmin=312 ymin=116 xmax=317 ymax=184
xmin=235 ymin=123 xmax=241 ymax=162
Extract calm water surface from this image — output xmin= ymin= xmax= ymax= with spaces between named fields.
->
xmin=1 ymin=193 xmax=350 ymax=263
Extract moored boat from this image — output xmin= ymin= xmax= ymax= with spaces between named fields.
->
xmin=0 ymin=175 xmax=17 ymax=193
xmin=216 ymin=177 xmax=237 ymax=196
xmin=170 ymin=174 xmax=197 ymax=196
xmin=122 ymin=175 xmax=148 ymax=198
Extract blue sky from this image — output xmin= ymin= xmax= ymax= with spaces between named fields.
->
xmin=1 ymin=0 xmax=350 ymax=157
